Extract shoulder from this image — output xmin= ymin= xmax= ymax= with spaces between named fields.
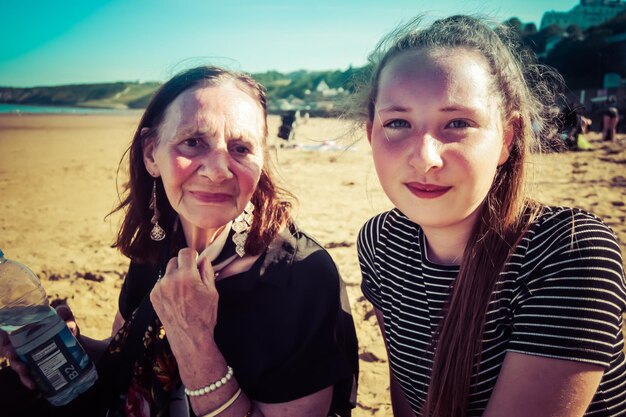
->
xmin=518 ymin=205 xmax=624 ymax=290
xmin=359 ymin=210 xmax=392 ymax=236
xmin=118 ymin=260 xmax=159 ymax=320
xmin=528 ymin=206 xmax=621 ymax=253
xmin=358 ymin=209 xmax=417 ymax=245
xmin=259 ymin=224 xmax=340 ymax=290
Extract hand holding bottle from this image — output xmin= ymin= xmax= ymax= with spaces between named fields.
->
xmin=1 ymin=301 xmax=80 ymax=390
xmin=0 ymin=249 xmax=97 ymax=406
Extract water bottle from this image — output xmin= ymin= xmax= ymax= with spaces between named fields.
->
xmin=0 ymin=248 xmax=98 ymax=406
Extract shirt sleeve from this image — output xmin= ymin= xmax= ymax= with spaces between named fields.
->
xmin=358 ymin=212 xmax=388 ymax=310
xmin=508 ymin=209 xmax=626 ymax=368
xmin=118 ymin=262 xmax=158 ymax=320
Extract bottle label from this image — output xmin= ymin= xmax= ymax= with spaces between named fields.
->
xmin=18 ymin=325 xmax=93 ymax=396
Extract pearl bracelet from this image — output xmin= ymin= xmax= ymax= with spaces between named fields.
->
xmin=185 ymin=366 xmax=234 ymax=397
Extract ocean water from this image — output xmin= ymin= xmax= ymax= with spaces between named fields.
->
xmin=0 ymin=103 xmax=136 ymax=115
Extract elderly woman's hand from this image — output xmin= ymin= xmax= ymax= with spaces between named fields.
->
xmin=150 ymin=248 xmax=226 ymax=384
xmin=0 ymin=301 xmax=81 ymax=391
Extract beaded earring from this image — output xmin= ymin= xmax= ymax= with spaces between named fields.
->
xmin=232 ymin=202 xmax=254 ymax=257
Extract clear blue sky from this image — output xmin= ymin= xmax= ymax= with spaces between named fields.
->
xmin=1 ymin=0 xmax=579 ymax=87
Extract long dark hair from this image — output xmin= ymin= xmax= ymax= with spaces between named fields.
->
xmin=110 ymin=66 xmax=294 ymax=264
xmin=353 ymin=15 xmax=562 ymax=416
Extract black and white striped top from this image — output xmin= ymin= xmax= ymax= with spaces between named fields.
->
xmin=358 ymin=206 xmax=626 ymax=416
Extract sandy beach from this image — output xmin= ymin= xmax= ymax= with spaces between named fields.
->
xmin=1 ymin=114 xmax=625 ymax=416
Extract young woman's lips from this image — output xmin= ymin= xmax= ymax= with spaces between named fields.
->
xmin=405 ymin=182 xmax=452 ymax=199
xmin=189 ymin=191 xmax=233 ymax=203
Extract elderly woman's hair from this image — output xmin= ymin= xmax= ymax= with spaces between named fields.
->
xmin=349 ymin=15 xmax=564 ymax=417
xmin=111 ymin=66 xmax=293 ymax=264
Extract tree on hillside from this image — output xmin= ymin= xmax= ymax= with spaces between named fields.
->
xmin=522 ymin=24 xmax=564 ymax=54
xmin=566 ymin=24 xmax=583 ymax=40
xmin=543 ymin=11 xmax=626 ymax=89
xmin=504 ymin=17 xmax=523 ymax=34
xmin=523 ymin=23 xmax=538 ymax=36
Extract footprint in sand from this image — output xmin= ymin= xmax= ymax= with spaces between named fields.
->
xmin=324 ymin=241 xmax=354 ymax=249
xmin=364 ymin=308 xmax=376 ymax=321
xmin=611 ymin=176 xmax=626 ymax=187
xmin=359 ymin=351 xmax=384 ymax=363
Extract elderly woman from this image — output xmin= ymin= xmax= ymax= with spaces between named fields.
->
xmin=1 ymin=66 xmax=358 ymax=417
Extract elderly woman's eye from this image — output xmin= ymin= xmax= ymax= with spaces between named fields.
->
xmin=183 ymin=138 xmax=200 ymax=147
xmin=232 ymin=145 xmax=251 ymax=155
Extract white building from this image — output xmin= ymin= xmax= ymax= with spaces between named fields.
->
xmin=540 ymin=0 xmax=626 ymax=30
xmin=315 ymin=80 xmax=343 ymax=97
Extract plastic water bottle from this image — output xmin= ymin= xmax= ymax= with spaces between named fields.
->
xmin=0 ymin=248 xmax=98 ymax=406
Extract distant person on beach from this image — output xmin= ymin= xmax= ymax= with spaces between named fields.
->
xmin=602 ymin=106 xmax=620 ymax=141
xmin=277 ymin=110 xmax=299 ymax=144
xmin=561 ymin=106 xmax=592 ymax=151
xmin=353 ymin=15 xmax=626 ymax=417
xmin=0 ymin=66 xmax=358 ymax=417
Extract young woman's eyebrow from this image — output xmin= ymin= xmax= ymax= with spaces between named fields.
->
xmin=439 ymin=105 xmax=477 ymax=113
xmin=377 ymin=104 xmax=410 ymax=113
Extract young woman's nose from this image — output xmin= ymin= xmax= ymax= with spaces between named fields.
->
xmin=198 ymin=149 xmax=234 ymax=182
xmin=408 ymin=133 xmax=443 ymax=173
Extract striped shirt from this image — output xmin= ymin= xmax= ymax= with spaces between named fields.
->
xmin=358 ymin=206 xmax=626 ymax=416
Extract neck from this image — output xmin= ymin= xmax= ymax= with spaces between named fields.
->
xmin=421 ymin=208 xmax=481 ymax=266
xmin=182 ymin=223 xmax=227 ymax=254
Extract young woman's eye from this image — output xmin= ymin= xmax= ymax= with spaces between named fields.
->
xmin=383 ymin=119 xmax=411 ymax=129
xmin=447 ymin=119 xmax=471 ymax=129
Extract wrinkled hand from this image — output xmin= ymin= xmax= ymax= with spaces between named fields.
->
xmin=150 ymin=248 xmax=220 ymax=357
xmin=0 ymin=302 xmax=79 ymax=391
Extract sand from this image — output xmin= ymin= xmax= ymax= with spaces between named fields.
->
xmin=0 ymin=114 xmax=624 ymax=416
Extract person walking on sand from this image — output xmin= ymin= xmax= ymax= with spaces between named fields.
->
xmin=602 ymin=106 xmax=620 ymax=141
xmin=353 ymin=15 xmax=626 ymax=417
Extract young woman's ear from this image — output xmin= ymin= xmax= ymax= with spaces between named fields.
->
xmin=141 ymin=128 xmax=160 ymax=177
xmin=366 ymin=121 xmax=373 ymax=144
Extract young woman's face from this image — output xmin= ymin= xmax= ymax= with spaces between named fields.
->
xmin=143 ymin=82 xmax=264 ymax=235
xmin=368 ymin=48 xmax=513 ymax=234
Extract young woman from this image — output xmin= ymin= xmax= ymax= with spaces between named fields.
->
xmin=354 ymin=15 xmax=626 ymax=417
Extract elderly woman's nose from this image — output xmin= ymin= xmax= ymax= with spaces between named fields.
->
xmin=198 ymin=150 xmax=234 ymax=182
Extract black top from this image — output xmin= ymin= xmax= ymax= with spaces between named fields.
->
xmin=119 ymin=225 xmax=358 ymax=415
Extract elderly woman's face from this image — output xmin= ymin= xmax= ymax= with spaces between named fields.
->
xmin=144 ymin=82 xmax=265 ymax=234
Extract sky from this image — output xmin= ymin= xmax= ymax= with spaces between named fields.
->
xmin=0 ymin=0 xmax=580 ymax=87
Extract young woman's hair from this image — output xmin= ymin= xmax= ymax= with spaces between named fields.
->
xmin=110 ymin=66 xmax=294 ymax=264
xmin=353 ymin=15 xmax=563 ymax=417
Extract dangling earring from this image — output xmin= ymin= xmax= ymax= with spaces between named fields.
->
xmin=149 ymin=180 xmax=166 ymax=241
xmin=232 ymin=202 xmax=254 ymax=257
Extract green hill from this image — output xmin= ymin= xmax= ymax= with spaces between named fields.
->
xmin=1 ymin=11 xmax=623 ymax=111
xmin=0 ymin=82 xmax=160 ymax=109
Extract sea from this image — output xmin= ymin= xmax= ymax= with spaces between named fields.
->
xmin=0 ymin=103 xmax=138 ymax=115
